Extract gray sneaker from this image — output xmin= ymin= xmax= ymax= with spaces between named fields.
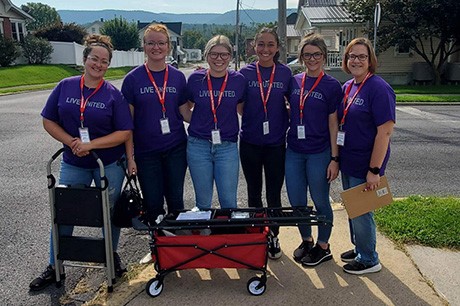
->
xmin=293 ymin=240 xmax=314 ymax=262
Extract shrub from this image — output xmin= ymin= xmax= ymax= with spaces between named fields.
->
xmin=35 ymin=23 xmax=87 ymax=44
xmin=0 ymin=35 xmax=21 ymax=67
xmin=21 ymin=35 xmax=54 ymax=64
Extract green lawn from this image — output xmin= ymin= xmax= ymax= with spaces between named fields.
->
xmin=393 ymin=85 xmax=460 ymax=94
xmin=0 ymin=64 xmax=133 ymax=90
xmin=375 ymin=196 xmax=460 ymax=250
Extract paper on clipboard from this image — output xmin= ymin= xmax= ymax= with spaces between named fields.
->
xmin=340 ymin=176 xmax=393 ymax=219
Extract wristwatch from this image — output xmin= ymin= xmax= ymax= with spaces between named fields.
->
xmin=331 ymin=156 xmax=340 ymax=162
xmin=368 ymin=166 xmax=380 ymax=175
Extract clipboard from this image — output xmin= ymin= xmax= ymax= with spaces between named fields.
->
xmin=340 ymin=176 xmax=393 ymax=219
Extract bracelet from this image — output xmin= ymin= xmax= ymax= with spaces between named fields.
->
xmin=331 ymin=156 xmax=340 ymax=162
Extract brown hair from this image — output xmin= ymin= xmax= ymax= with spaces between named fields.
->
xmin=341 ymin=37 xmax=378 ymax=74
xmin=254 ymin=27 xmax=280 ymax=63
xmin=297 ymin=32 xmax=327 ymax=63
xmin=143 ymin=23 xmax=171 ymax=51
xmin=83 ymin=34 xmax=113 ymax=62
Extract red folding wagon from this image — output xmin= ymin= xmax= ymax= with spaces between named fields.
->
xmin=144 ymin=207 xmax=330 ymax=297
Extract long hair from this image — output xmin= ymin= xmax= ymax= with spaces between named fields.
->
xmin=254 ymin=27 xmax=280 ymax=63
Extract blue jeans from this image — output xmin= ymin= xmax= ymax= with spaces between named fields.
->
xmin=187 ymin=136 xmax=239 ymax=209
xmin=49 ymin=159 xmax=125 ymax=265
xmin=285 ymin=147 xmax=333 ymax=244
xmin=341 ymin=173 xmax=379 ymax=266
xmin=136 ymin=142 xmax=187 ymax=222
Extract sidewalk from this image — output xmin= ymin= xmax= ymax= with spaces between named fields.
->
xmin=93 ymin=204 xmax=456 ymax=306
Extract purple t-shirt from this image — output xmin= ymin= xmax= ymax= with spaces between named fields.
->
xmin=338 ymin=75 xmax=396 ymax=178
xmin=121 ymin=64 xmax=187 ymax=155
xmin=239 ymin=62 xmax=291 ymax=146
xmin=287 ymin=73 xmax=342 ymax=154
xmin=186 ymin=69 xmax=246 ymax=142
xmin=41 ymin=76 xmax=133 ymax=168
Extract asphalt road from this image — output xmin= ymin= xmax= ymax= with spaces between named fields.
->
xmin=0 ymin=78 xmax=459 ymax=305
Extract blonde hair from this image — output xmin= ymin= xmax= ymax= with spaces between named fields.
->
xmin=83 ymin=34 xmax=113 ymax=61
xmin=342 ymin=37 xmax=378 ymax=74
xmin=204 ymin=35 xmax=233 ymax=59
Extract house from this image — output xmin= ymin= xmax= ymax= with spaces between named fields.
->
xmin=84 ymin=19 xmax=104 ymax=35
xmin=137 ymin=21 xmax=185 ymax=62
xmin=286 ymin=12 xmax=302 ymax=62
xmin=294 ymin=0 xmax=460 ymax=84
xmin=0 ymin=0 xmax=33 ymax=42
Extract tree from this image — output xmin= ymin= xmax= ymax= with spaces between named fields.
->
xmin=21 ymin=2 xmax=61 ymax=31
xmin=182 ymin=30 xmax=206 ymax=50
xmin=0 ymin=36 xmax=21 ymax=67
xmin=345 ymin=0 xmax=460 ymax=84
xmin=100 ymin=17 xmax=140 ymax=51
xmin=34 ymin=23 xmax=87 ymax=44
xmin=21 ymin=35 xmax=53 ymax=64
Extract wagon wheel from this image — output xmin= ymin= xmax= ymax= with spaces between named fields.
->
xmin=247 ymin=276 xmax=266 ymax=296
xmin=146 ymin=277 xmax=163 ymax=298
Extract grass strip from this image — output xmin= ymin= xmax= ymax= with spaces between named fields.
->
xmin=375 ymin=195 xmax=460 ymax=250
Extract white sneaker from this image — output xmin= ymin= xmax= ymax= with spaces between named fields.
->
xmin=139 ymin=252 xmax=154 ymax=264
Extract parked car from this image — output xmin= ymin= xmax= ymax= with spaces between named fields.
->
xmin=287 ymin=58 xmax=303 ymax=74
xmin=166 ymin=56 xmax=178 ymax=68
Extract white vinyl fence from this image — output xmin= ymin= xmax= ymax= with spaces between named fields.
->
xmin=49 ymin=41 xmax=144 ymax=67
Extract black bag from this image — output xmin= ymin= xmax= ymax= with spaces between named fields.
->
xmin=113 ymin=167 xmax=144 ymax=228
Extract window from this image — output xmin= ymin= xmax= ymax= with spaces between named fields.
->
xmin=10 ymin=21 xmax=26 ymax=42
xmin=0 ymin=18 xmax=4 ymax=36
xmin=394 ymin=43 xmax=412 ymax=57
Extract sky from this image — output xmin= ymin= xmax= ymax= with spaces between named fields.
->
xmin=13 ymin=0 xmax=298 ymax=14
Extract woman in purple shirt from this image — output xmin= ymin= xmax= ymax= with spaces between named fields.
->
xmin=338 ymin=37 xmax=396 ymax=275
xmin=238 ymin=27 xmax=291 ymax=260
xmin=122 ymin=24 xmax=190 ymax=225
xmin=186 ymin=35 xmax=246 ymax=209
xmin=286 ymin=33 xmax=342 ymax=267
xmin=30 ymin=35 xmax=133 ymax=291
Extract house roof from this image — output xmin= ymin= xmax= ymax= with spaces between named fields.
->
xmin=300 ymin=5 xmax=353 ymax=25
xmin=287 ymin=24 xmax=302 ymax=38
xmin=137 ymin=21 xmax=182 ymax=37
xmin=2 ymin=0 xmax=34 ymax=20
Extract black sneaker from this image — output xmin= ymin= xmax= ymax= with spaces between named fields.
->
xmin=29 ymin=265 xmax=65 ymax=291
xmin=293 ymin=240 xmax=314 ymax=262
xmin=301 ymin=244 xmax=333 ymax=267
xmin=340 ymin=249 xmax=357 ymax=262
xmin=113 ymin=252 xmax=127 ymax=277
xmin=268 ymin=236 xmax=282 ymax=260
xmin=343 ymin=259 xmax=382 ymax=275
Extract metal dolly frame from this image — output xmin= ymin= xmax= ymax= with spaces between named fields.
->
xmin=47 ymin=148 xmax=115 ymax=292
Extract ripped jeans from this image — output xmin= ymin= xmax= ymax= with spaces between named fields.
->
xmin=48 ymin=159 xmax=125 ymax=265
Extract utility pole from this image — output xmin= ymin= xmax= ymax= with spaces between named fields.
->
xmin=278 ymin=0 xmax=287 ymax=63
xmin=235 ymin=0 xmax=240 ymax=70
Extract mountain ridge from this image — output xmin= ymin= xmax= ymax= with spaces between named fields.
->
xmin=58 ymin=8 xmax=296 ymax=26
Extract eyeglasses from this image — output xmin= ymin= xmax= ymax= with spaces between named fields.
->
xmin=348 ymin=54 xmax=369 ymax=62
xmin=301 ymin=52 xmax=323 ymax=60
xmin=86 ymin=55 xmax=110 ymax=66
xmin=208 ymin=52 xmax=231 ymax=60
xmin=145 ymin=41 xmax=168 ymax=48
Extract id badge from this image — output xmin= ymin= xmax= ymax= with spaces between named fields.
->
xmin=79 ymin=127 xmax=91 ymax=143
xmin=263 ymin=120 xmax=270 ymax=135
xmin=337 ymin=131 xmax=346 ymax=146
xmin=211 ymin=129 xmax=222 ymax=145
xmin=160 ymin=118 xmax=171 ymax=134
xmin=297 ymin=125 xmax=306 ymax=139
